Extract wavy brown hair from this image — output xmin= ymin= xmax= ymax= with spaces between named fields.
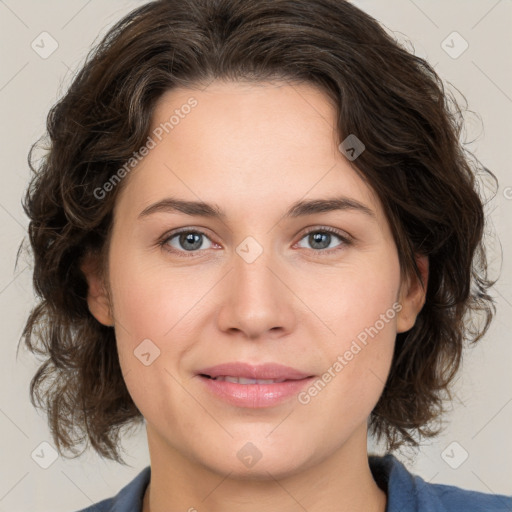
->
xmin=18 ymin=0 xmax=498 ymax=464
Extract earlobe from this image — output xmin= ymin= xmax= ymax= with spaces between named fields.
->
xmin=80 ymin=255 xmax=114 ymax=327
xmin=396 ymin=254 xmax=429 ymax=333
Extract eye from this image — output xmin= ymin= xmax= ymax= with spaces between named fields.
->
xmin=158 ymin=226 xmax=352 ymax=258
xmin=160 ymin=229 xmax=215 ymax=256
xmin=295 ymin=227 xmax=352 ymax=254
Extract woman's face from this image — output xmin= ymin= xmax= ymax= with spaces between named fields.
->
xmin=86 ymin=80 xmax=426 ymax=477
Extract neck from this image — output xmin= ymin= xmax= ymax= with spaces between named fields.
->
xmin=141 ymin=423 xmax=387 ymax=512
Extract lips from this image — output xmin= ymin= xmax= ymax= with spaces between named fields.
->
xmin=197 ymin=362 xmax=312 ymax=381
xmin=203 ymin=376 xmax=287 ymax=384
xmin=197 ymin=363 xmax=315 ymax=408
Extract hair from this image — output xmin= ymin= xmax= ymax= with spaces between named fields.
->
xmin=18 ymin=0 xmax=498 ymax=465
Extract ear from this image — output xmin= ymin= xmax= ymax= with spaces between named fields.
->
xmin=80 ymin=253 xmax=114 ymax=327
xmin=396 ymin=253 xmax=429 ymax=333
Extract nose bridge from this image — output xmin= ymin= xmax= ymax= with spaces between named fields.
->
xmin=235 ymin=236 xmax=275 ymax=293
xmin=217 ymin=233 xmax=294 ymax=338
xmin=233 ymin=234 xmax=281 ymax=310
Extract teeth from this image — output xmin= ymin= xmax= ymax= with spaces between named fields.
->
xmin=213 ymin=376 xmax=287 ymax=384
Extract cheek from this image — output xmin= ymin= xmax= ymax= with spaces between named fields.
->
xmin=307 ymin=248 xmax=401 ymax=342
xmin=299 ymin=303 xmax=397 ymax=444
xmin=108 ymin=256 xmax=201 ymax=421
xmin=109 ymin=245 xmax=213 ymax=338
xmin=108 ymin=249 xmax=221 ymax=412
xmin=298 ymin=251 xmax=400 ymax=418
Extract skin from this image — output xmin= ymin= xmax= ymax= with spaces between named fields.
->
xmin=82 ymin=80 xmax=428 ymax=512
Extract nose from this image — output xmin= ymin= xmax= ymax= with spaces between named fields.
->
xmin=216 ymin=241 xmax=296 ymax=340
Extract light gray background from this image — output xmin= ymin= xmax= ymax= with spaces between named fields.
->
xmin=1 ymin=1 xmax=511 ymax=511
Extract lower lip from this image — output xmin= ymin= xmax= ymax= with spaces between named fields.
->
xmin=198 ymin=375 xmax=314 ymax=408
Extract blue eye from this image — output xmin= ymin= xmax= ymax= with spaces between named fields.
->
xmin=158 ymin=226 xmax=352 ymax=257
xmin=296 ymin=227 xmax=352 ymax=253
xmin=161 ymin=230 xmax=214 ymax=254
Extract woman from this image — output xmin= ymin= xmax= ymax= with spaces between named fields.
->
xmin=19 ymin=0 xmax=511 ymax=511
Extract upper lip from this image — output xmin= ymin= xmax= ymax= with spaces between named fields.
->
xmin=198 ymin=362 xmax=313 ymax=380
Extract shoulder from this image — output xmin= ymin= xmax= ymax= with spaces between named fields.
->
xmin=370 ymin=454 xmax=512 ymax=512
xmin=73 ymin=496 xmax=114 ymax=512
xmin=71 ymin=465 xmax=151 ymax=512
xmin=423 ymin=481 xmax=512 ymax=511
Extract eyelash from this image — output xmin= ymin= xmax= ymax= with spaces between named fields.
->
xmin=157 ymin=226 xmax=353 ymax=258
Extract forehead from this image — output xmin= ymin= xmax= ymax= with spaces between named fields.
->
xmin=115 ymin=80 xmax=385 ymax=227
xmin=150 ymin=80 xmax=338 ymax=161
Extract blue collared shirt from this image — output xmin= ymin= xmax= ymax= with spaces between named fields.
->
xmin=74 ymin=454 xmax=512 ymax=511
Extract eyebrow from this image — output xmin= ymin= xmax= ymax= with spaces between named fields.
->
xmin=138 ymin=196 xmax=376 ymax=221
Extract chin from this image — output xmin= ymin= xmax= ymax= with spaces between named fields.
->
xmin=196 ymin=436 xmax=316 ymax=480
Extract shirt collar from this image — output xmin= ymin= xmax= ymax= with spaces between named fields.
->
xmin=369 ymin=453 xmax=448 ymax=512
xmin=108 ymin=454 xmax=449 ymax=512
xmin=111 ymin=465 xmax=150 ymax=512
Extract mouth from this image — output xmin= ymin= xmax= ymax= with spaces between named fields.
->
xmin=197 ymin=362 xmax=313 ymax=381
xmin=199 ymin=374 xmax=299 ymax=384
xmin=198 ymin=374 xmax=314 ymax=408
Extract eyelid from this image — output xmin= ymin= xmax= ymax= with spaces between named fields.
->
xmin=293 ymin=225 xmax=353 ymax=254
xmin=158 ymin=225 xmax=353 ymax=257
xmin=157 ymin=227 xmax=218 ymax=257
xmin=296 ymin=225 xmax=353 ymax=243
